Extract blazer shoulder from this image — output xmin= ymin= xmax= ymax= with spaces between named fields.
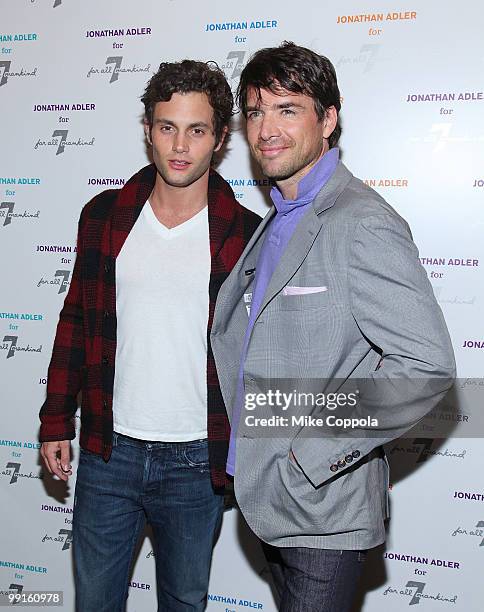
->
xmin=335 ymin=175 xmax=410 ymax=231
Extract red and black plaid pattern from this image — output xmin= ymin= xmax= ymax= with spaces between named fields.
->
xmin=39 ymin=163 xmax=261 ymax=490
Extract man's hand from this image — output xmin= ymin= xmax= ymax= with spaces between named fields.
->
xmin=40 ymin=440 xmax=72 ymax=481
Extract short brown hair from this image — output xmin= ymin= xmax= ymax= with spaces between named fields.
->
xmin=141 ymin=60 xmax=233 ymax=144
xmin=237 ymin=42 xmax=342 ymax=148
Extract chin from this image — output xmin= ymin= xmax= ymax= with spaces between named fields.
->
xmin=158 ymin=168 xmax=193 ymax=187
xmin=260 ymin=163 xmax=282 ymax=179
xmin=261 ymin=167 xmax=292 ymax=181
xmin=167 ymin=177 xmax=196 ymax=188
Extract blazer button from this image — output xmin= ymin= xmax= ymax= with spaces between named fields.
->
xmin=345 ymin=454 xmax=353 ymax=463
xmin=102 ymin=356 xmax=109 ymax=364
xmin=330 ymin=464 xmax=339 ymax=473
xmin=352 ymin=450 xmax=361 ymax=459
xmin=104 ymin=262 xmax=110 ymax=273
xmin=337 ymin=459 xmax=346 ymax=469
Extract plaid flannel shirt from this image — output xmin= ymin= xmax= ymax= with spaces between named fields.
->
xmin=39 ymin=163 xmax=261 ymax=490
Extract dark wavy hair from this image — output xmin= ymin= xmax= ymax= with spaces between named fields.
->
xmin=141 ymin=60 xmax=233 ymax=144
xmin=237 ymin=41 xmax=342 ymax=148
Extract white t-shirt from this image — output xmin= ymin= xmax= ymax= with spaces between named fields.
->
xmin=112 ymin=201 xmax=210 ymax=441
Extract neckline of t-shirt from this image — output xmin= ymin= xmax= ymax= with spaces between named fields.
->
xmin=144 ymin=200 xmax=208 ymax=238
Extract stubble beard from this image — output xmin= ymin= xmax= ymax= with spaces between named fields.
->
xmin=256 ymin=151 xmax=310 ymax=182
xmin=255 ymin=142 xmax=326 ymax=182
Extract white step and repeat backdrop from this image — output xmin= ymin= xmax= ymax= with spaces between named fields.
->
xmin=1 ymin=0 xmax=483 ymax=610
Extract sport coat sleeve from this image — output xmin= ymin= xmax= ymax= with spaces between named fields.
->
xmin=291 ymin=212 xmax=456 ymax=488
xmin=39 ymin=207 xmax=87 ymax=442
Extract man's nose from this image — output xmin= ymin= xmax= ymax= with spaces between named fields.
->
xmin=259 ymin=113 xmax=282 ymax=141
xmin=172 ymin=132 xmax=189 ymax=153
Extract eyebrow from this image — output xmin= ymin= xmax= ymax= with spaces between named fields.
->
xmin=246 ymin=102 xmax=305 ymax=112
xmin=153 ymin=118 xmax=212 ymax=129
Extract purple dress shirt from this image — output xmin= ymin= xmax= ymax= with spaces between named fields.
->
xmin=226 ymin=147 xmax=340 ymax=475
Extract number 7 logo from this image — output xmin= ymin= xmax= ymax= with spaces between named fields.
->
xmin=225 ymin=51 xmax=246 ymax=81
xmin=360 ymin=44 xmax=380 ymax=73
xmin=3 ymin=335 xmax=18 ymax=359
xmin=51 ymin=130 xmax=68 ymax=155
xmin=405 ymin=581 xmax=425 ymax=606
xmin=412 ymin=438 xmax=433 ymax=464
xmin=476 ymin=521 xmax=484 ymax=547
xmin=5 ymin=462 xmax=21 ymax=484
xmin=106 ymin=56 xmax=122 ymax=84
xmin=8 ymin=584 xmax=23 ymax=606
xmin=0 ymin=202 xmax=14 ymax=226
xmin=58 ymin=529 xmax=73 ymax=551
xmin=54 ymin=270 xmax=71 ymax=294
xmin=0 ymin=61 xmax=11 ymax=87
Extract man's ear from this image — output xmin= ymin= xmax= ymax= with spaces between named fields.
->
xmin=322 ymin=106 xmax=338 ymax=140
xmin=214 ymin=125 xmax=229 ymax=152
xmin=144 ymin=119 xmax=152 ymax=145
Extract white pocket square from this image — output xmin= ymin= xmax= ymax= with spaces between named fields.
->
xmin=282 ymin=285 xmax=328 ymax=296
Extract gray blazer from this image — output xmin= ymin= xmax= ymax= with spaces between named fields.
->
xmin=211 ymin=162 xmax=455 ymax=550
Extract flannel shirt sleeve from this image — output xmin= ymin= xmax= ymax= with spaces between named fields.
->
xmin=39 ymin=206 xmax=87 ymax=442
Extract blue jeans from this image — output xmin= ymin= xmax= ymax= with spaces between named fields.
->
xmin=262 ymin=543 xmax=366 ymax=612
xmin=72 ymin=433 xmax=223 ymax=612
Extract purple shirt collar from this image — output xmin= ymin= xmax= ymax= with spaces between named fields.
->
xmin=270 ymin=147 xmax=340 ymax=214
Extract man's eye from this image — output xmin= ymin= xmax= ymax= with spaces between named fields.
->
xmin=247 ymin=111 xmax=261 ymax=120
xmin=281 ymin=109 xmax=295 ymax=116
xmin=160 ymin=125 xmax=173 ymax=132
xmin=192 ymin=128 xmax=205 ymax=135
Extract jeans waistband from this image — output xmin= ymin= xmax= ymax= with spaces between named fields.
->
xmin=113 ymin=431 xmax=207 ymax=449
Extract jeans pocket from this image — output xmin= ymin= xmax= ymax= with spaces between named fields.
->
xmin=182 ymin=442 xmax=209 ymax=470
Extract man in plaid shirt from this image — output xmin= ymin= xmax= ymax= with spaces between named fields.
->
xmin=39 ymin=60 xmax=260 ymax=611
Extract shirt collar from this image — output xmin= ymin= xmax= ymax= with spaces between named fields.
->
xmin=270 ymin=147 xmax=340 ymax=214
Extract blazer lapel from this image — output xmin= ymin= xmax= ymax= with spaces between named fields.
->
xmin=255 ymin=162 xmax=354 ymax=319
xmin=255 ymin=206 xmax=325 ymax=318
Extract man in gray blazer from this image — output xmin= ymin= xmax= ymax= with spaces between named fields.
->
xmin=211 ymin=42 xmax=455 ymax=611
